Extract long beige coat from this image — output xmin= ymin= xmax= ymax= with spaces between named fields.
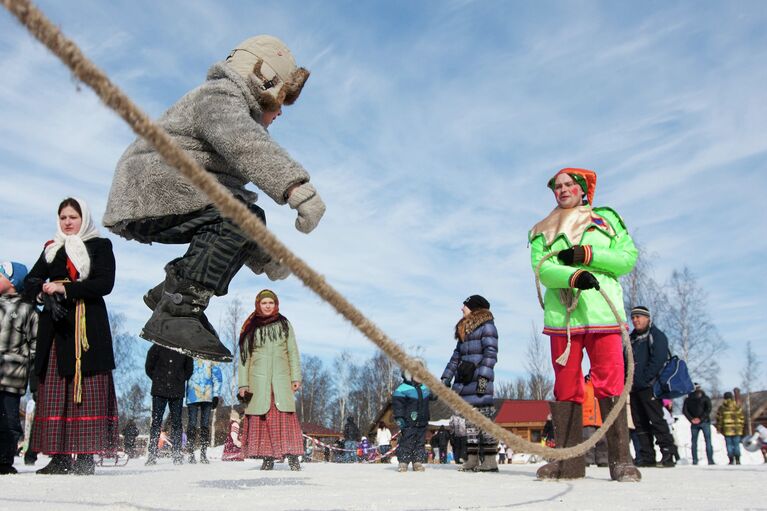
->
xmin=238 ymin=321 xmax=301 ymax=415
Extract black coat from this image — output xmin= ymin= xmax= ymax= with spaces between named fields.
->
xmin=683 ymin=391 xmax=712 ymax=422
xmin=25 ymin=238 xmax=116 ymax=378
xmin=343 ymin=418 xmax=361 ymax=442
xmin=630 ymin=324 xmax=669 ymax=391
xmin=145 ymin=344 xmax=193 ymax=398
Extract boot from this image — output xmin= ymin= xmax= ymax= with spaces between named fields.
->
xmin=728 ymin=456 xmax=734 ymax=465
xmin=477 ymin=445 xmax=499 ymax=472
xmin=659 ymin=449 xmax=676 ymax=468
xmin=73 ymin=455 xmax=95 ymax=475
xmin=144 ymin=282 xmax=219 ymax=336
xmin=536 ymin=401 xmax=586 ymax=480
xmin=412 ymin=462 xmax=425 ymax=472
xmin=599 ymin=397 xmax=641 ymax=482
xmin=188 ymin=452 xmax=197 ymax=464
xmin=735 ymin=456 xmax=741 ymax=465
xmin=37 ymin=454 xmax=72 ymax=475
xmin=140 ymin=264 xmax=231 ymax=362
xmin=398 ymin=462 xmax=408 ymax=472
xmin=260 ymin=457 xmax=275 ymax=470
xmin=287 ymin=455 xmax=301 ymax=471
xmin=0 ymin=464 xmax=17 ymax=475
xmin=458 ymin=454 xmax=479 ymax=472
xmin=145 ymin=453 xmax=157 ymax=466
xmin=199 ymin=427 xmax=210 ymax=464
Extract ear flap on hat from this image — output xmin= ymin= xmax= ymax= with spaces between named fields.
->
xmin=283 ymin=67 xmax=310 ymax=105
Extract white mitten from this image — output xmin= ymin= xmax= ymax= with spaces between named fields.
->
xmin=263 ymin=259 xmax=291 ymax=281
xmin=288 ymin=183 xmax=325 ymax=233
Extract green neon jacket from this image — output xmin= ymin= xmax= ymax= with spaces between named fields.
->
xmin=529 ymin=207 xmax=637 ymax=336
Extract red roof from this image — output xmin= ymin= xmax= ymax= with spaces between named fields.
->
xmin=494 ymin=400 xmax=550 ymax=424
xmin=301 ymin=423 xmax=342 ymax=437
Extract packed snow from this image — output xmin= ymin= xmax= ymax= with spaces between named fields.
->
xmin=2 ymin=415 xmax=762 ymax=511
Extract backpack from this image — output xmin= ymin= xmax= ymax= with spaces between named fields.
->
xmin=648 ymin=331 xmax=694 ymax=399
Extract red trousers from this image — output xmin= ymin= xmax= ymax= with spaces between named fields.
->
xmin=549 ymin=332 xmax=624 ymax=403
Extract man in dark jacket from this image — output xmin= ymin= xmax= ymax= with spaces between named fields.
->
xmin=342 ymin=416 xmax=360 ymax=463
xmin=431 ymin=426 xmax=450 ymax=464
xmin=145 ymin=345 xmax=193 ymax=465
xmin=683 ymin=383 xmax=715 ymax=465
xmin=629 ymin=306 xmax=677 ymax=467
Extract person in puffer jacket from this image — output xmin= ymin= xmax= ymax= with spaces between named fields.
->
xmin=185 ymin=359 xmax=222 ymax=464
xmin=392 ymin=358 xmax=435 ymax=472
xmin=441 ymin=295 xmax=499 ymax=472
xmin=716 ymin=392 xmax=745 ymax=465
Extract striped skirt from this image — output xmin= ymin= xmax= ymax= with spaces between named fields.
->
xmin=241 ymin=398 xmax=303 ymax=458
xmin=32 ymin=343 xmax=119 ymax=455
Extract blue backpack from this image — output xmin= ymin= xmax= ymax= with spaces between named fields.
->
xmin=649 ymin=334 xmax=694 ymax=399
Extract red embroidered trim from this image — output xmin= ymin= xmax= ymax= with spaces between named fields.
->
xmin=35 ymin=415 xmax=118 ymax=422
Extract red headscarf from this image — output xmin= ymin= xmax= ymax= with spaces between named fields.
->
xmin=238 ymin=289 xmax=289 ymax=362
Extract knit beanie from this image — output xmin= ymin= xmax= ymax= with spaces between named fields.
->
xmin=463 ymin=294 xmax=490 ymax=311
xmin=226 ymin=35 xmax=310 ymax=111
xmin=0 ymin=261 xmax=28 ymax=292
xmin=630 ymin=306 xmax=651 ymax=319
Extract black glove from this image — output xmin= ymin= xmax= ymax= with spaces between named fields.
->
xmin=557 ymin=245 xmax=588 ymax=266
xmin=442 ymin=377 xmax=452 ymax=388
xmin=42 ymin=293 xmax=68 ymax=321
xmin=571 ymin=270 xmax=600 ymax=290
xmin=212 ymin=396 xmax=219 ymax=409
xmin=477 ymin=376 xmax=488 ymax=395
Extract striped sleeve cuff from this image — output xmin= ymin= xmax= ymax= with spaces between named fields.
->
xmin=582 ymin=245 xmax=593 ymax=265
xmin=569 ymin=269 xmax=584 ymax=288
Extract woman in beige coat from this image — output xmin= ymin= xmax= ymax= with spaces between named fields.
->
xmin=238 ymin=289 xmax=302 ymax=470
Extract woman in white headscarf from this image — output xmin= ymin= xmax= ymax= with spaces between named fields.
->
xmin=24 ymin=197 xmax=118 ymax=475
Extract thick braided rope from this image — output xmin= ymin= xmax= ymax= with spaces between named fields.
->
xmin=3 ymin=0 xmax=630 ymax=460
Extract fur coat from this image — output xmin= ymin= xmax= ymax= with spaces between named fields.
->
xmin=103 ymin=62 xmax=310 ymax=229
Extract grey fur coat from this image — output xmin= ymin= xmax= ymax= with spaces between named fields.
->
xmin=103 ymin=62 xmax=310 ymax=228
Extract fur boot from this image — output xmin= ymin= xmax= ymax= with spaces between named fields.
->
xmin=536 ymin=401 xmax=586 ymax=480
xmin=599 ymin=397 xmax=641 ymax=482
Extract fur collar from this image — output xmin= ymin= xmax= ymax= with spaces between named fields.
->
xmin=455 ymin=309 xmax=494 ymax=341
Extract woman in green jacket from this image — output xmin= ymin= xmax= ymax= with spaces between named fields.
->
xmin=716 ymin=392 xmax=745 ymax=464
xmin=530 ymin=168 xmax=640 ymax=482
xmin=238 ymin=289 xmax=303 ymax=470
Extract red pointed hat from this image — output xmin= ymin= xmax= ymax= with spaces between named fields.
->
xmin=547 ymin=168 xmax=597 ymax=205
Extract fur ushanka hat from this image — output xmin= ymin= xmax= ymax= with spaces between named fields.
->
xmin=226 ymin=35 xmax=310 ymax=112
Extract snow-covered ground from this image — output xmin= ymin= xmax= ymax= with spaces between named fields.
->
xmin=3 ymin=415 xmax=762 ymax=511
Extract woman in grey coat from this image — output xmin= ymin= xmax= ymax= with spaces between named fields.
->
xmin=102 ymin=35 xmax=326 ymax=363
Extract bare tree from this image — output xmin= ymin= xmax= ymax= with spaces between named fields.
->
xmin=514 ymin=376 xmax=528 ymax=400
xmin=526 ymin=322 xmax=553 ymax=400
xmin=622 ymin=241 xmax=670 ymax=326
xmin=219 ymin=296 xmax=246 ymax=404
xmin=740 ymin=341 xmax=762 ymax=436
xmin=110 ymin=312 xmax=150 ymax=420
xmin=296 ymin=354 xmax=333 ymax=426
xmin=494 ymin=379 xmax=516 ymax=399
xmin=665 ymin=267 xmax=727 ymax=390
xmin=331 ymin=351 xmax=354 ymax=429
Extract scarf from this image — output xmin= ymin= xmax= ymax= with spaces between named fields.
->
xmin=44 ymin=197 xmax=100 ymax=280
xmin=238 ymin=289 xmax=290 ymax=362
xmin=454 ymin=309 xmax=494 ymax=341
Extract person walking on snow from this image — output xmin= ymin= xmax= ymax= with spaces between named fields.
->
xmin=103 ymin=35 xmax=325 ymax=362
xmin=185 ymin=358 xmax=222 ymax=464
xmin=529 ymin=168 xmax=640 ymax=482
xmin=441 ymin=295 xmax=499 ymax=473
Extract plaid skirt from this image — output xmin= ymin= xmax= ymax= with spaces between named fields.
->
xmin=241 ymin=398 xmax=303 ymax=458
xmin=32 ymin=343 xmax=119 ymax=455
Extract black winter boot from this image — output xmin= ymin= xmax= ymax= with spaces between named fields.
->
xmin=73 ymin=454 xmax=95 ymax=475
xmin=199 ymin=426 xmax=210 ymax=464
xmin=260 ymin=457 xmax=275 ymax=470
xmin=37 ymin=454 xmax=72 ymax=475
xmin=735 ymin=456 xmax=741 ymax=465
xmin=144 ymin=282 xmax=219 ymax=337
xmin=536 ymin=401 xmax=586 ymax=480
xmin=141 ymin=264 xmax=232 ymax=362
xmin=599 ymin=397 xmax=641 ymax=482
xmin=288 ymin=455 xmax=301 ymax=471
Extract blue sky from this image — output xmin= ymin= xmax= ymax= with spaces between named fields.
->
xmin=2 ymin=1 xmax=765 ymax=392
